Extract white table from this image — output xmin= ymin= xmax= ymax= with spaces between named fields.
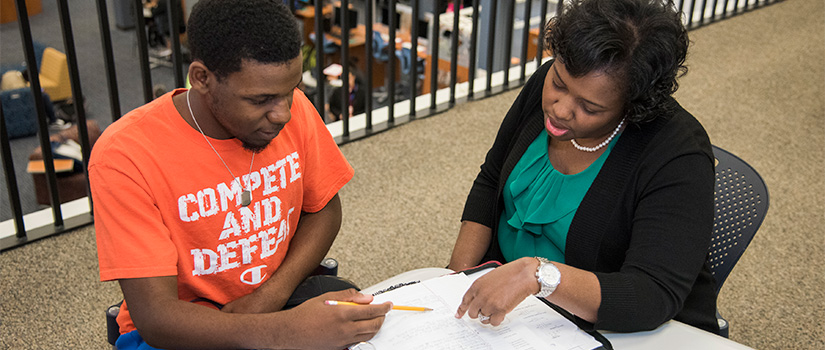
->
xmin=362 ymin=268 xmax=753 ymax=350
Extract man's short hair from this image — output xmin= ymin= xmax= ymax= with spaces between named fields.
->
xmin=187 ymin=0 xmax=302 ymax=79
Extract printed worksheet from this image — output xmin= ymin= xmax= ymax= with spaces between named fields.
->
xmin=360 ymin=272 xmax=602 ymax=350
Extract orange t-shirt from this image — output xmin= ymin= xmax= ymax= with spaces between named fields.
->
xmin=90 ymin=88 xmax=353 ymax=334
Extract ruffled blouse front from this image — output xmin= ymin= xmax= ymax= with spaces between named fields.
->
xmin=498 ymin=131 xmax=618 ymax=263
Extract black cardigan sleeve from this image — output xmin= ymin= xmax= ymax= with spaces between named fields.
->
xmin=461 ymin=62 xmax=550 ymax=229
xmin=461 ymin=61 xmax=717 ymax=333
xmin=596 ymin=155 xmax=715 ymax=331
xmin=583 ymin=110 xmax=717 ymax=332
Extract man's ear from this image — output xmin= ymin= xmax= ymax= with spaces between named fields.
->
xmin=188 ymin=61 xmax=212 ymax=94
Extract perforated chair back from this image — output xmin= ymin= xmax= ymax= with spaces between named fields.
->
xmin=708 ymin=145 xmax=769 ymax=293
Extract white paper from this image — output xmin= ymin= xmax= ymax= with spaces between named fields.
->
xmin=361 ymin=272 xmax=602 ymax=350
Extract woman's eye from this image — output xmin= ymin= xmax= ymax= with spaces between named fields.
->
xmin=581 ymin=104 xmax=601 ymax=115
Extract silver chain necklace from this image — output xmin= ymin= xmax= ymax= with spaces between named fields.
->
xmin=571 ymin=118 xmax=625 ymax=152
xmin=186 ymin=90 xmax=255 ymax=206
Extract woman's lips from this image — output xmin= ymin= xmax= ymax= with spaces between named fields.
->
xmin=545 ymin=117 xmax=569 ymax=137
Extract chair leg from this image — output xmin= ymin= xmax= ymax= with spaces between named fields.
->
xmin=717 ymin=310 xmax=729 ymax=338
xmin=106 ymin=302 xmax=123 ymax=347
xmin=313 ymin=257 xmax=339 ymax=276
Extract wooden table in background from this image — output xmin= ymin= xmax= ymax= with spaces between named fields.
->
xmin=421 ymin=54 xmax=469 ymax=95
xmin=1 ymin=0 xmax=42 ymax=24
xmin=295 ymin=4 xmax=333 ymax=44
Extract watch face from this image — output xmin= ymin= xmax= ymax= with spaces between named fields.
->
xmin=539 ymin=263 xmax=561 ymax=286
xmin=534 ymin=257 xmax=560 ymax=298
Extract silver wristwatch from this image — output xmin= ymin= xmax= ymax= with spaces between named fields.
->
xmin=534 ymin=257 xmax=561 ymax=298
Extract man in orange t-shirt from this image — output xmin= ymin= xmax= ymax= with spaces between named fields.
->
xmin=90 ymin=1 xmax=391 ymax=349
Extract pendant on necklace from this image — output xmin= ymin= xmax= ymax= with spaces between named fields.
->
xmin=241 ymin=190 xmax=252 ymax=207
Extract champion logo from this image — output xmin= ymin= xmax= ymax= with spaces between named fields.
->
xmin=240 ymin=265 xmax=268 ymax=285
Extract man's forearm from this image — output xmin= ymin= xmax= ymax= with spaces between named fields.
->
xmin=242 ymin=194 xmax=343 ymax=310
xmin=121 ymin=276 xmax=390 ymax=350
xmin=121 ymin=277 xmax=290 ymax=349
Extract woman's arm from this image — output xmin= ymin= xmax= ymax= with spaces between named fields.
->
xmin=455 ymin=257 xmax=601 ymax=326
xmin=456 ymin=112 xmax=715 ymax=332
xmin=592 ymin=150 xmax=715 ymax=331
xmin=448 ymin=221 xmax=494 ymax=271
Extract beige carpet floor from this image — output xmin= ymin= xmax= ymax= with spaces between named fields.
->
xmin=2 ymin=0 xmax=823 ymax=348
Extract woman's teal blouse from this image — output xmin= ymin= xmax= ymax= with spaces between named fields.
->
xmin=498 ymin=131 xmax=620 ymax=263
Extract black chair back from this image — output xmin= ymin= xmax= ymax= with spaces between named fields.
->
xmin=708 ymin=145 xmax=769 ymax=293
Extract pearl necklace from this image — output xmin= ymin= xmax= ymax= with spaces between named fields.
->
xmin=187 ymin=91 xmax=255 ymax=206
xmin=571 ymin=118 xmax=625 ymax=152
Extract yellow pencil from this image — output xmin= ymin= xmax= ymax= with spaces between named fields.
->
xmin=325 ymin=300 xmax=432 ymax=311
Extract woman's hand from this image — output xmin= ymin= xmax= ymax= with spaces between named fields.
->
xmin=454 ymin=257 xmax=540 ymax=326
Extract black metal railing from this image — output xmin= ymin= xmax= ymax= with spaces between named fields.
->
xmin=0 ymin=0 xmax=781 ymax=250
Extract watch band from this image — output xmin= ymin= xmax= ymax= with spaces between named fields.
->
xmin=534 ymin=257 xmax=561 ymax=298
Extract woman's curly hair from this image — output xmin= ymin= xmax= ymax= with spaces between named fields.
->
xmin=545 ymin=0 xmax=689 ymax=124
xmin=187 ymin=0 xmax=302 ymax=80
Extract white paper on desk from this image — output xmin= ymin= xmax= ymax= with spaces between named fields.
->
xmin=362 ymin=273 xmax=602 ymax=350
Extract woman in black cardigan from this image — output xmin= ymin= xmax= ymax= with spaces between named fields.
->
xmin=449 ymin=0 xmax=719 ymax=334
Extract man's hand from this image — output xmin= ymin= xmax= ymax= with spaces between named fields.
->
xmin=454 ymin=258 xmax=540 ymax=326
xmin=282 ymin=289 xmax=392 ymax=350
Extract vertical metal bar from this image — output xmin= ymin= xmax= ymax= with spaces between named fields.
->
xmin=502 ymin=0 xmax=515 ymax=87
xmin=409 ymin=0 xmax=420 ymax=116
xmin=167 ymin=0 xmax=184 ymax=87
xmin=467 ymin=0 xmax=480 ymax=99
xmin=485 ymin=0 xmax=498 ymax=94
xmin=698 ymin=0 xmax=708 ymax=25
xmin=133 ymin=0 xmax=154 ymax=103
xmin=56 ymin=0 xmax=93 ymax=213
xmin=535 ymin=0 xmax=548 ymax=64
xmin=94 ymin=0 xmax=122 ymax=121
xmin=428 ymin=0 xmax=440 ymax=110
xmin=0 ymin=106 xmax=26 ymax=238
xmin=365 ymin=0 xmax=374 ymax=129
xmin=449 ymin=0 xmax=460 ymax=107
xmin=388 ymin=0 xmax=397 ymax=123
xmin=687 ymin=0 xmax=696 ymax=27
xmin=678 ymin=0 xmax=685 ymax=15
xmin=556 ymin=1 xmax=564 ymax=22
xmin=314 ymin=0 xmax=325 ymax=118
xmin=519 ymin=0 xmax=532 ymax=83
xmin=13 ymin=0 xmax=64 ymax=226
xmin=709 ymin=0 xmax=719 ymax=22
xmin=341 ymin=0 xmax=350 ymax=138
xmin=722 ymin=0 xmax=730 ymax=17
